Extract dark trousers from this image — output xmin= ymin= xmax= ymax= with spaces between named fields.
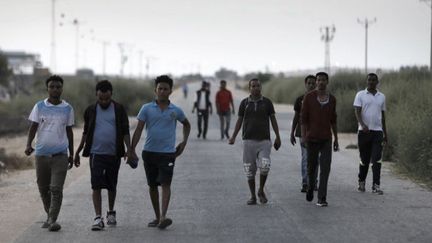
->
xmin=218 ymin=111 xmax=231 ymax=139
xmin=358 ymin=131 xmax=383 ymax=185
xmin=197 ymin=109 xmax=209 ymax=138
xmin=307 ymin=140 xmax=332 ymax=200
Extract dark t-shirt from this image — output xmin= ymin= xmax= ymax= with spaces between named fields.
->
xmin=238 ymin=96 xmax=275 ymax=140
xmin=293 ymin=95 xmax=304 ymax=137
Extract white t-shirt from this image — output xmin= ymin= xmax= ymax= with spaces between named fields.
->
xmin=353 ymin=89 xmax=386 ymax=131
xmin=28 ymin=99 xmax=74 ymax=156
xmin=198 ymin=90 xmax=207 ymax=110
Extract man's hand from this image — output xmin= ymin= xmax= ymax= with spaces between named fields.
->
xmin=274 ymin=137 xmax=281 ymax=151
xmin=333 ymin=140 xmax=339 ymax=152
xmin=228 ymin=137 xmax=235 ymax=145
xmin=361 ymin=124 xmax=370 ymax=133
xmin=175 ymin=141 xmax=187 ymax=157
xmin=382 ymin=135 xmax=388 ymax=146
xmin=24 ymin=146 xmax=34 ymax=156
xmin=74 ymin=153 xmax=81 ymax=167
xmin=68 ymin=155 xmax=74 ymax=169
xmin=290 ymin=134 xmax=296 ymax=146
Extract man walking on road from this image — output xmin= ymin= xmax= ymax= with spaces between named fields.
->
xmin=229 ymin=78 xmax=281 ymax=205
xmin=129 ymin=75 xmax=191 ymax=229
xmin=290 ymin=75 xmax=317 ymax=193
xmin=74 ymin=80 xmax=131 ymax=230
xmin=192 ymin=81 xmax=212 ymax=139
xmin=24 ymin=75 xmax=76 ymax=231
xmin=301 ymin=72 xmax=339 ymax=207
xmin=354 ymin=73 xmax=387 ymax=195
xmin=215 ymin=80 xmax=235 ymax=140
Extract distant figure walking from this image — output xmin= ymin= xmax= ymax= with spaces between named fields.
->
xmin=129 ymin=75 xmax=191 ymax=229
xmin=301 ymin=72 xmax=338 ymax=207
xmin=290 ymin=75 xmax=317 ymax=193
xmin=353 ymin=73 xmax=387 ymax=195
xmin=229 ymin=78 xmax=281 ymax=205
xmin=24 ymin=75 xmax=76 ymax=232
xmin=192 ymin=81 xmax=212 ymax=139
xmin=182 ymin=83 xmax=188 ymax=99
xmin=74 ymin=80 xmax=131 ymax=230
xmin=215 ymin=80 xmax=235 ymax=140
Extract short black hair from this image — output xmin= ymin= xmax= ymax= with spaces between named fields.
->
xmin=367 ymin=73 xmax=378 ymax=80
xmin=96 ymin=80 xmax=113 ymax=93
xmin=45 ymin=75 xmax=64 ymax=87
xmin=249 ymin=78 xmax=260 ymax=87
xmin=304 ymin=75 xmax=316 ymax=83
xmin=315 ymin=72 xmax=329 ymax=80
xmin=220 ymin=80 xmax=227 ymax=84
xmin=155 ymin=75 xmax=173 ymax=89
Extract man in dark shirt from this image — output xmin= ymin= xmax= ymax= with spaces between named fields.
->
xmin=290 ymin=75 xmax=316 ymax=192
xmin=75 ymin=80 xmax=131 ymax=230
xmin=301 ymin=72 xmax=338 ymax=207
xmin=229 ymin=78 xmax=281 ymax=205
xmin=192 ymin=81 xmax=212 ymax=139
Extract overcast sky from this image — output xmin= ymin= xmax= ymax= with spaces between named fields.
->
xmin=0 ymin=0 xmax=430 ymax=76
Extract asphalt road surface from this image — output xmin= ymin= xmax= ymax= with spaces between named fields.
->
xmin=14 ymin=81 xmax=432 ymax=243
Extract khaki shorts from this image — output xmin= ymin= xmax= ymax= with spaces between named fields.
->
xmin=242 ymin=140 xmax=272 ymax=179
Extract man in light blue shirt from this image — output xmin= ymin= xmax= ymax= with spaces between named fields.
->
xmin=130 ymin=75 xmax=190 ymax=229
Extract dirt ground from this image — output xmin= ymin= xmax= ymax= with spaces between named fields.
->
xmin=0 ymin=127 xmax=87 ymax=243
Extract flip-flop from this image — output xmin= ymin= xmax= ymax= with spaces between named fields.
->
xmin=247 ymin=198 xmax=257 ymax=205
xmin=147 ymin=219 xmax=159 ymax=227
xmin=258 ymin=192 xmax=268 ymax=204
xmin=157 ymin=218 xmax=172 ymax=229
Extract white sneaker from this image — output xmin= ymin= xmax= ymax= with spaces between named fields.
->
xmin=91 ymin=216 xmax=104 ymax=231
xmin=106 ymin=211 xmax=117 ymax=226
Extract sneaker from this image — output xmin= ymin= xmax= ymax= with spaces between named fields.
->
xmin=306 ymin=189 xmax=314 ymax=202
xmin=301 ymin=184 xmax=307 ymax=193
xmin=316 ymin=198 xmax=328 ymax=207
xmin=48 ymin=222 xmax=61 ymax=232
xmin=91 ymin=216 xmax=105 ymax=231
xmin=358 ymin=181 xmax=366 ymax=192
xmin=106 ymin=211 xmax=117 ymax=226
xmin=372 ymin=184 xmax=384 ymax=195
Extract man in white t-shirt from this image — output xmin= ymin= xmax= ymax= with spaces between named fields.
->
xmin=25 ymin=75 xmax=76 ymax=232
xmin=353 ymin=73 xmax=388 ymax=195
xmin=192 ymin=81 xmax=212 ymax=139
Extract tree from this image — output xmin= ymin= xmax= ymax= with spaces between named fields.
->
xmin=0 ymin=52 xmax=12 ymax=87
xmin=215 ymin=67 xmax=238 ymax=81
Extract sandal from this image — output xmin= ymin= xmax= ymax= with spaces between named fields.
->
xmin=158 ymin=218 xmax=172 ymax=229
xmin=258 ymin=192 xmax=268 ymax=204
xmin=147 ymin=219 xmax=159 ymax=227
xmin=247 ymin=198 xmax=257 ymax=205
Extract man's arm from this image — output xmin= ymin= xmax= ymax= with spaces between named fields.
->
xmin=25 ymin=122 xmax=38 ymax=156
xmin=382 ymin=111 xmax=388 ymax=145
xmin=290 ymin=111 xmax=300 ymax=146
xmin=354 ymin=106 xmax=369 ymax=132
xmin=175 ymin=118 xmax=191 ymax=157
xmin=270 ymin=114 xmax=281 ymax=150
xmin=228 ymin=116 xmax=243 ymax=145
xmin=66 ymin=126 xmax=74 ymax=168
xmin=129 ymin=120 xmax=145 ymax=160
xmin=74 ymin=133 xmax=86 ymax=167
xmin=331 ymin=122 xmax=339 ymax=152
xmin=230 ymin=92 xmax=235 ymax=114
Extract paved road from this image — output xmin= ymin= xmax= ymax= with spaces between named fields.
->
xmin=15 ymin=82 xmax=432 ymax=243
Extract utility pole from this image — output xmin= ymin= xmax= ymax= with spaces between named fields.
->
xmin=357 ymin=18 xmax=377 ymax=74
xmin=118 ymin=43 xmax=128 ymax=77
xmin=73 ymin=18 xmax=80 ymax=72
xmin=50 ymin=0 xmax=56 ymax=73
xmin=138 ymin=50 xmax=143 ymax=79
xmin=421 ymin=0 xmax=432 ymax=71
xmin=320 ymin=25 xmax=336 ymax=74
xmin=101 ymin=41 xmax=109 ymax=76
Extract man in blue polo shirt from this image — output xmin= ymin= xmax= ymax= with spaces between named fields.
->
xmin=129 ymin=75 xmax=191 ymax=230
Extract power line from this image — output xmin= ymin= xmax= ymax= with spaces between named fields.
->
xmin=357 ymin=17 xmax=377 ymax=74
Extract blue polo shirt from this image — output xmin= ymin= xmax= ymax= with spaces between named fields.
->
xmin=137 ymin=101 xmax=186 ymax=153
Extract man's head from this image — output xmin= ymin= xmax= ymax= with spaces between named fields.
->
xmin=315 ymin=72 xmax=329 ymax=91
xmin=96 ymin=80 xmax=113 ymax=109
xmin=46 ymin=75 xmax=64 ymax=99
xmin=220 ymin=80 xmax=227 ymax=89
xmin=366 ymin=73 xmax=379 ymax=90
xmin=155 ymin=75 xmax=173 ymax=101
xmin=201 ymin=81 xmax=208 ymax=90
xmin=248 ymin=78 xmax=261 ymax=97
xmin=304 ymin=75 xmax=316 ymax=92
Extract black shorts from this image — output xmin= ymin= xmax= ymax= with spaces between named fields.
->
xmin=89 ymin=154 xmax=121 ymax=191
xmin=142 ymin=151 xmax=176 ymax=187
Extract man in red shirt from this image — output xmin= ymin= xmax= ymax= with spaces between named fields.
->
xmin=215 ymin=80 xmax=235 ymax=139
xmin=301 ymin=72 xmax=339 ymax=207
